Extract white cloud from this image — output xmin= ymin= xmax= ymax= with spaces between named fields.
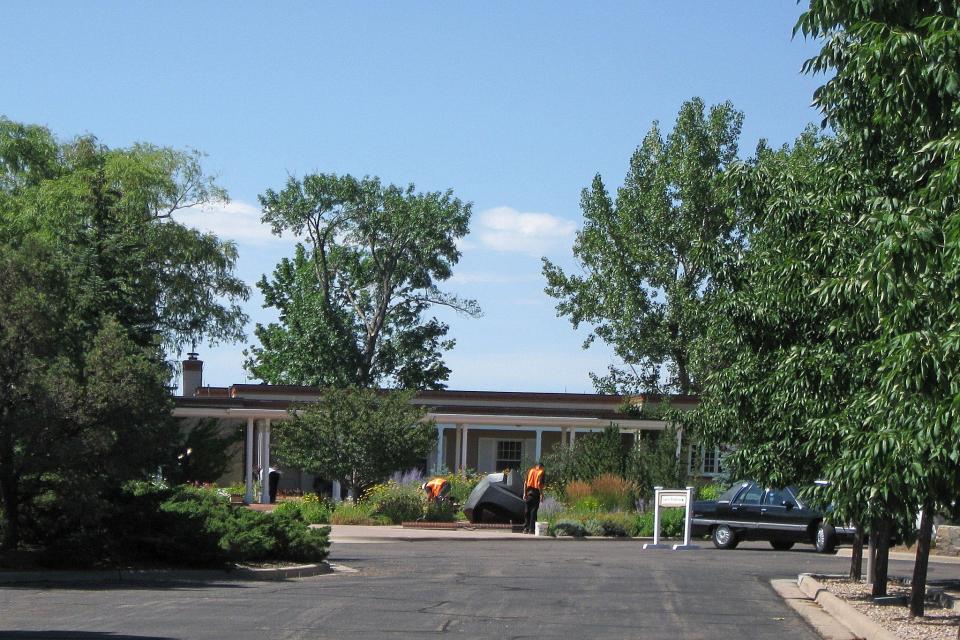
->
xmin=448 ymin=271 xmax=541 ymax=285
xmin=172 ymin=200 xmax=287 ymax=246
xmin=473 ymin=206 xmax=577 ymax=256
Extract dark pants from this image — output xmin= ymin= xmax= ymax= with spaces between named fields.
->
xmin=524 ymin=488 xmax=541 ymax=533
xmin=268 ymin=471 xmax=280 ymax=503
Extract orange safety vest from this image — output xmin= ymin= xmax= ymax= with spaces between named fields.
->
xmin=525 ymin=467 xmax=545 ymax=491
xmin=425 ymin=478 xmax=447 ymax=499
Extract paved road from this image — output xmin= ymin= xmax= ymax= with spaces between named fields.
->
xmin=1 ymin=541 xmax=957 ymax=640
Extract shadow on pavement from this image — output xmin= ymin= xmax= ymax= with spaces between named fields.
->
xmin=0 ymin=579 xmax=253 ymax=591
xmin=0 ymin=632 xmax=176 ymax=640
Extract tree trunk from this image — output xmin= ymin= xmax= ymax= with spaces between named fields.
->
xmin=849 ymin=518 xmax=864 ymax=581
xmin=910 ymin=506 xmax=933 ymax=617
xmin=0 ymin=470 xmax=20 ymax=550
xmin=871 ymin=518 xmax=891 ymax=598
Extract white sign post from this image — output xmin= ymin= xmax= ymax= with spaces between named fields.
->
xmin=642 ymin=486 xmax=699 ymax=551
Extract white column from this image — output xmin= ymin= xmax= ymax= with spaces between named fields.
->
xmin=675 ymin=426 xmax=683 ymax=460
xmin=454 ymin=425 xmax=463 ymax=472
xmin=570 ymin=428 xmax=577 ymax=447
xmin=434 ymin=425 xmax=445 ymax=473
xmin=259 ymin=419 xmax=271 ymax=504
xmin=460 ymin=425 xmax=469 ymax=471
xmin=244 ymin=417 xmax=254 ymax=503
xmin=534 ymin=427 xmax=543 ymax=462
xmin=331 ymin=479 xmax=342 ymax=504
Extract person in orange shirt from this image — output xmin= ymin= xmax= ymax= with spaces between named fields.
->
xmin=421 ymin=477 xmax=450 ymax=504
xmin=523 ymin=463 xmax=545 ymax=534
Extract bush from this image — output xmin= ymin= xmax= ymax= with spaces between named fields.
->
xmin=330 ymin=501 xmax=377 ymax=525
xmin=364 ymin=481 xmax=424 ymax=524
xmin=583 ymin=519 xmax=604 ymax=536
xmin=590 ymin=474 xmax=635 ymax=511
xmin=299 ymin=494 xmax=332 ymax=524
xmin=551 ymin=519 xmax=587 ymax=537
xmin=443 ymin=471 xmax=485 ymax=505
xmin=571 ymin=496 xmax=602 ymax=513
xmin=631 ymin=508 xmax=685 ymax=538
xmin=697 ymin=483 xmax=726 ymax=501
xmin=106 ymin=482 xmax=330 ymax=566
xmin=596 ymin=513 xmax=631 ymax=537
xmin=423 ymin=499 xmax=456 ymax=522
xmin=565 ymin=480 xmax=592 ymax=503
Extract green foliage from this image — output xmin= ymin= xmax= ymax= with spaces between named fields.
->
xmin=633 ymin=426 xmax=687 ymax=500
xmin=543 ymin=426 xmax=633 ymax=491
xmin=542 ymin=98 xmax=745 ymax=395
xmin=167 ymin=420 xmax=244 ymax=485
xmin=441 ymin=471 xmax=485 ymax=505
xmin=631 ymin=509 xmax=685 ymax=538
xmin=423 ymin=499 xmax=456 ymax=523
xmin=583 ymin=519 xmax=604 ymax=537
xmin=273 ymin=387 xmax=435 ymax=497
xmin=551 ymin=520 xmax=587 ymax=538
xmin=247 ymin=173 xmax=481 ymax=390
xmin=364 ymin=481 xmax=425 ymax=524
xmin=85 ymin=482 xmax=330 ymax=567
xmin=696 ymin=483 xmax=726 ymax=501
xmin=330 ymin=501 xmax=377 ymax=526
xmin=0 ymin=119 xmax=248 ymax=551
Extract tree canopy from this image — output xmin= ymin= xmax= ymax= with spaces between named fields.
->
xmin=273 ymin=387 xmax=435 ymax=496
xmin=543 ymin=98 xmax=744 ymax=394
xmin=246 ymin=174 xmax=480 ymax=390
xmin=0 ymin=118 xmax=249 ymax=550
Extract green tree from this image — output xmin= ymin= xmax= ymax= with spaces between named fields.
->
xmin=0 ymin=118 xmax=249 ymax=353
xmin=690 ymin=130 xmax=884 ymax=573
xmin=0 ymin=119 xmax=250 ymax=551
xmin=796 ymin=2 xmax=960 ymax=613
xmin=543 ymin=98 xmax=744 ymax=394
xmin=247 ymin=174 xmax=481 ymax=390
xmin=273 ymin=387 xmax=435 ymax=497
xmin=0 ymin=241 xmax=177 ymax=550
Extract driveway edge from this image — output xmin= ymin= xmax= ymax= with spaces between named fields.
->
xmin=0 ymin=562 xmax=333 ymax=584
xmin=792 ymin=573 xmax=899 ymax=640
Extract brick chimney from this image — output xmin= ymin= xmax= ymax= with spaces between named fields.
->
xmin=182 ymin=352 xmax=203 ymax=397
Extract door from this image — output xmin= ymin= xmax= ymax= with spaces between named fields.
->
xmin=761 ymin=487 xmax=812 ymax=542
xmin=726 ymin=481 xmax=764 ymax=538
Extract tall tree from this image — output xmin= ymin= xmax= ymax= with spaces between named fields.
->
xmin=797 ymin=1 xmax=960 ymax=614
xmin=247 ymin=174 xmax=480 ymax=390
xmin=273 ymin=387 xmax=434 ymax=496
xmin=0 ymin=118 xmax=250 ymax=353
xmin=543 ymin=98 xmax=744 ymax=394
xmin=0 ymin=119 xmax=250 ymax=550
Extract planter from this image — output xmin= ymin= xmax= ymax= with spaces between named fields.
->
xmin=229 ymin=493 xmax=246 ymax=505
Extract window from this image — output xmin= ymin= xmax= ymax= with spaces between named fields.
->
xmin=689 ymin=444 xmax=724 ymax=476
xmin=495 ymin=440 xmax=522 ymax=472
xmin=736 ymin=483 xmax=764 ymax=505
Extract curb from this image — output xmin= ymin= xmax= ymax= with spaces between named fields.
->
xmin=795 ymin=574 xmax=899 ymax=640
xmin=0 ymin=562 xmax=333 ymax=584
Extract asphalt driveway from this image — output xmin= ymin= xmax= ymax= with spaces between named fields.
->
xmin=1 ymin=540 xmax=957 ymax=640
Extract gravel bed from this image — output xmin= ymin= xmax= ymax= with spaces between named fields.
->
xmin=820 ymin=578 xmax=960 ymax=640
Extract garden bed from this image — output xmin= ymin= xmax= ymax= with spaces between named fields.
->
xmin=401 ymin=521 xmax=517 ymax=530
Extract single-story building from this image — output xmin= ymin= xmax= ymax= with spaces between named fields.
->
xmin=173 ymin=354 xmax=714 ymax=503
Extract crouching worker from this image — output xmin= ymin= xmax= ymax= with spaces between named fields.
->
xmin=421 ymin=477 xmax=451 ymax=505
xmin=523 ymin=463 xmax=545 ymax=534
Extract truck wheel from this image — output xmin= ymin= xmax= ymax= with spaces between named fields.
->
xmin=770 ymin=540 xmax=795 ymax=551
xmin=712 ymin=524 xmax=739 ymax=549
xmin=815 ymin=523 xmax=837 ymax=554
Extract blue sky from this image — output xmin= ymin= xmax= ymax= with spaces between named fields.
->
xmin=3 ymin=2 xmax=824 ymax=393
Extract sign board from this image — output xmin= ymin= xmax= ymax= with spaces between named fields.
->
xmin=643 ymin=486 xmax=699 ymax=551
xmin=658 ymin=492 xmax=688 ymax=508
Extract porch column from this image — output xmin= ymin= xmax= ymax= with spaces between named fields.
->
xmin=434 ymin=424 xmax=445 ymax=473
xmin=331 ymin=480 xmax=341 ymax=503
xmin=675 ymin=426 xmax=683 ymax=460
xmin=534 ymin=427 xmax=543 ymax=462
xmin=460 ymin=425 xmax=469 ymax=472
xmin=244 ymin=417 xmax=254 ymax=503
xmin=454 ymin=424 xmax=463 ymax=472
xmin=570 ymin=428 xmax=577 ymax=447
xmin=259 ymin=419 xmax=271 ymax=504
